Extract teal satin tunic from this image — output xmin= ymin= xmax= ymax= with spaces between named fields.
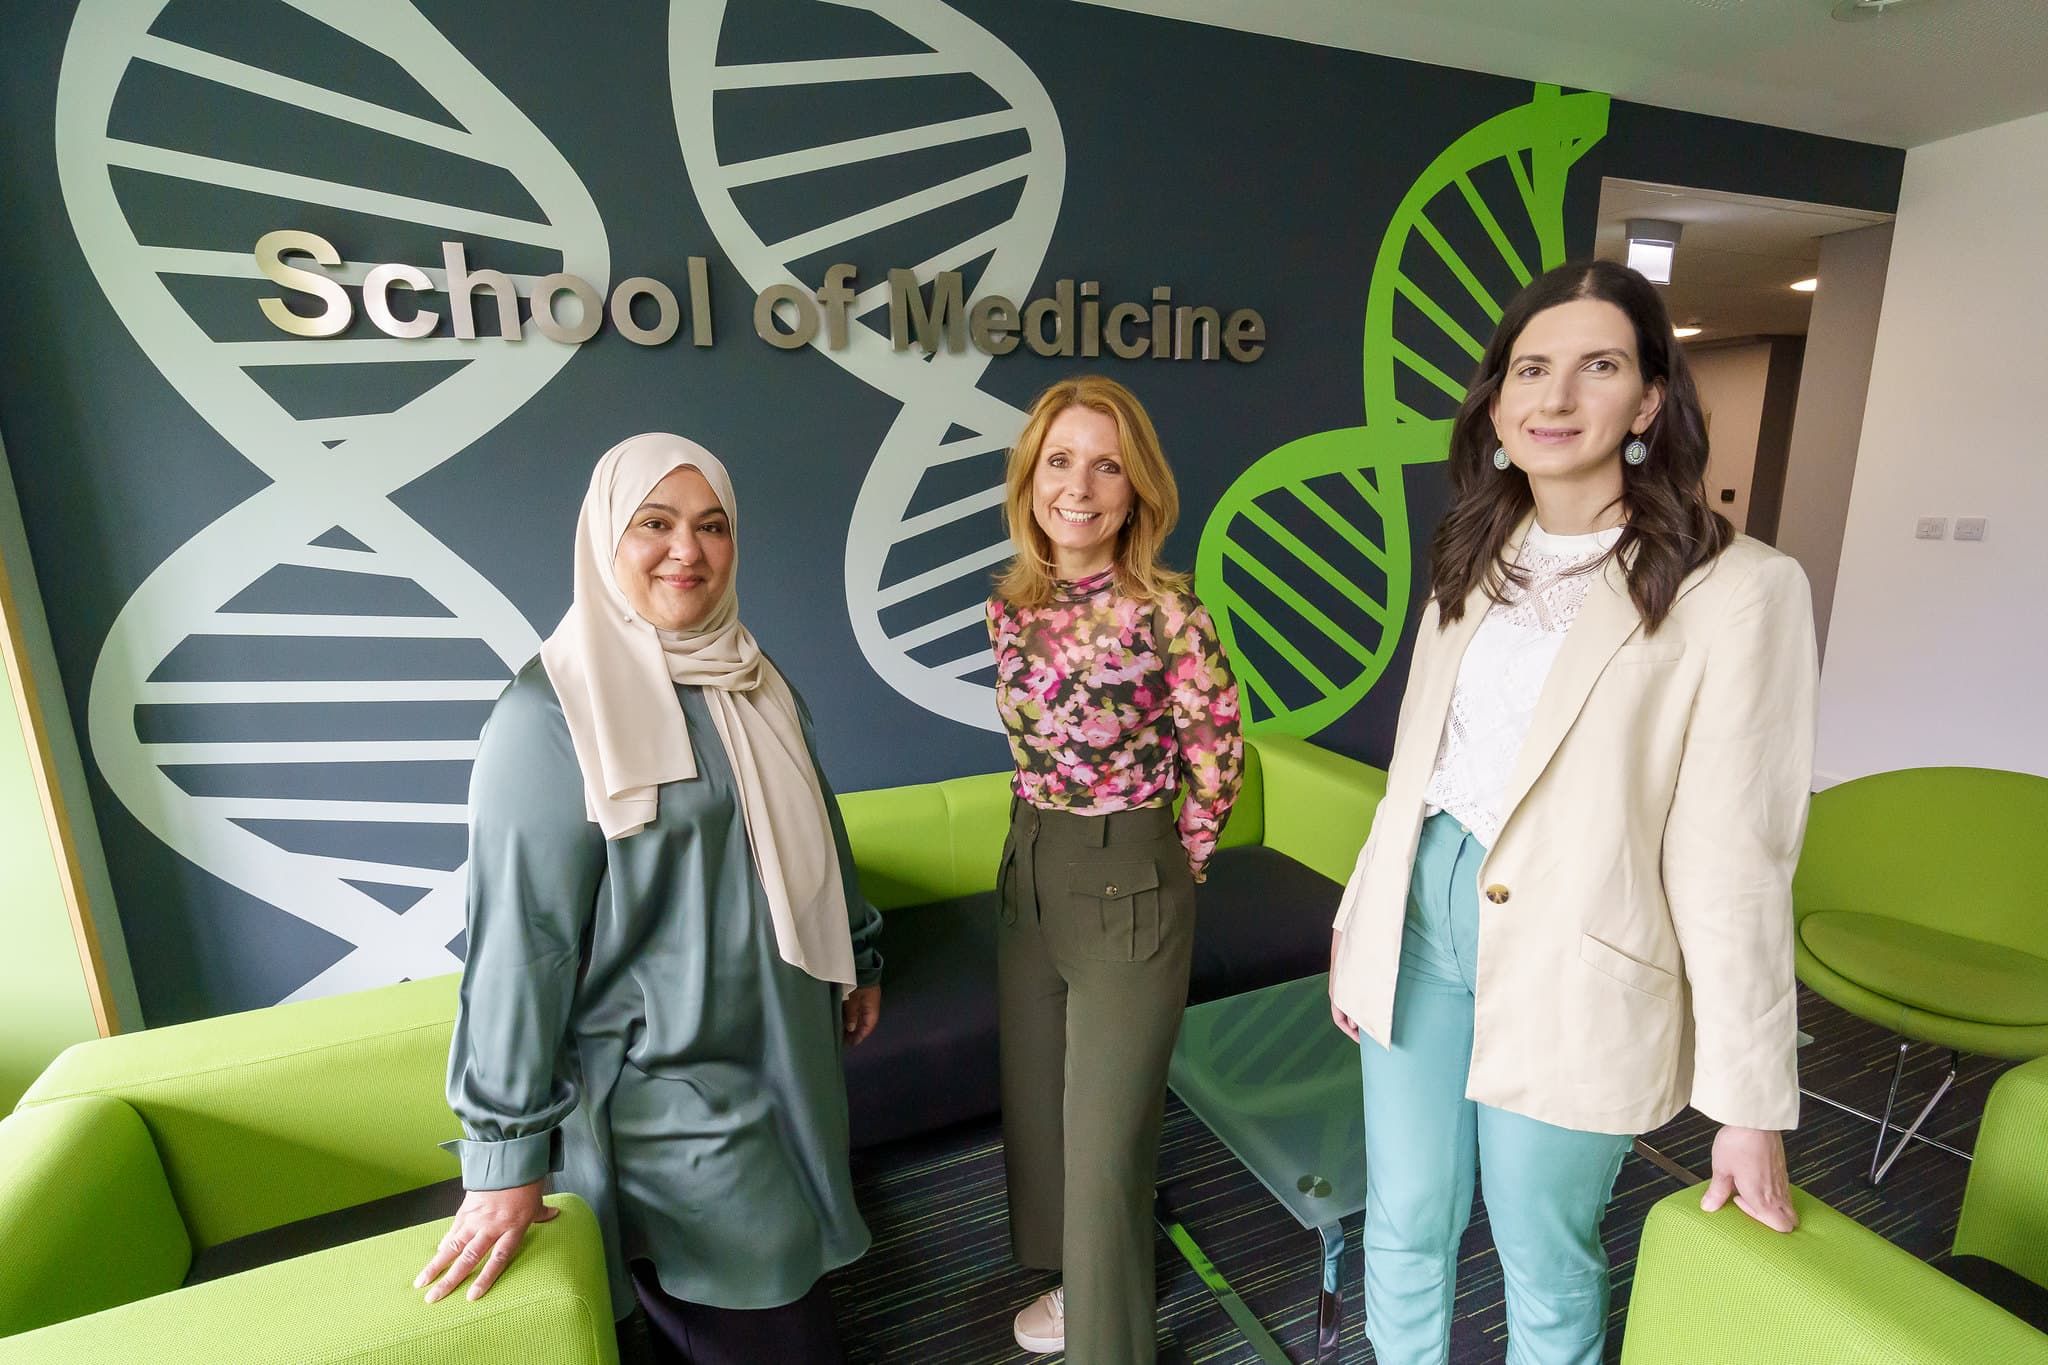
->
xmin=445 ymin=660 xmax=881 ymax=1316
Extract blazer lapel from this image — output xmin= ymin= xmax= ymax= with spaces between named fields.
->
xmin=1496 ymin=547 xmax=1643 ymax=831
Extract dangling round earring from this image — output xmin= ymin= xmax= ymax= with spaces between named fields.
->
xmin=1492 ymin=447 xmax=1511 ymax=471
xmin=1623 ymin=436 xmax=1649 ymax=466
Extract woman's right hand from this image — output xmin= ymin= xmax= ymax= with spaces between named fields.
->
xmin=1328 ymin=931 xmax=1360 ymax=1041
xmin=415 ymin=1181 xmax=558 ymax=1303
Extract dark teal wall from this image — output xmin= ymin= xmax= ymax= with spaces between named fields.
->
xmin=0 ymin=0 xmax=1903 ymax=1021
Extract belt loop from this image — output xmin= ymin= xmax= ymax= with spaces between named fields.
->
xmin=1089 ymin=814 xmax=1107 ymax=848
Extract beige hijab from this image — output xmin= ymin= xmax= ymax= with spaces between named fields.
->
xmin=539 ymin=433 xmax=856 ymax=989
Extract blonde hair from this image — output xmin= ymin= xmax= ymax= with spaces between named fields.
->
xmin=994 ymin=375 xmax=1187 ymax=609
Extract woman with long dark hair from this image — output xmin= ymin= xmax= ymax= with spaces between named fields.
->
xmin=1329 ymin=259 xmax=1816 ymax=1364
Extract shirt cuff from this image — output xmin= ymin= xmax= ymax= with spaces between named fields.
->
xmin=440 ymin=1128 xmax=559 ymax=1190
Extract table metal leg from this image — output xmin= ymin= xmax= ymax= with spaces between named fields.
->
xmin=1315 ymin=1222 xmax=1345 ymax=1363
xmin=1631 ymin=1137 xmax=1704 ymax=1187
xmin=1155 ymin=1189 xmax=1293 ymax=1365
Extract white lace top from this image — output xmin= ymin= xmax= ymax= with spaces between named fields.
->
xmin=1422 ymin=523 xmax=1625 ymax=847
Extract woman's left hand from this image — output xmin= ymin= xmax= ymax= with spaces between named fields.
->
xmin=843 ymin=985 xmax=881 ymax=1046
xmin=1702 ymin=1125 xmax=1798 ymax=1232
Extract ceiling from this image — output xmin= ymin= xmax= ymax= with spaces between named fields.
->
xmin=1595 ymin=180 xmax=1892 ymax=342
xmin=1079 ymin=0 xmax=2048 ymax=148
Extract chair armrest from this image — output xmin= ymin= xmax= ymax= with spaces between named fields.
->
xmin=1959 ymin=1055 xmax=2048 ymax=1290
xmin=0 ymin=1194 xmax=617 ymax=1364
xmin=1622 ymin=1184 xmax=2048 ymax=1364
xmin=1246 ymin=734 xmax=1387 ymax=886
xmin=0 ymin=1096 xmax=191 ymax=1338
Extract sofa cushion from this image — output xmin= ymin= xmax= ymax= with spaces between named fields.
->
xmin=846 ymin=893 xmax=1003 ymax=1149
xmin=1187 ymin=845 xmax=1341 ymax=1002
xmin=845 ymin=843 xmax=1343 ymax=1148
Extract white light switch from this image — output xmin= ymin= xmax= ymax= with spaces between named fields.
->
xmin=1915 ymin=516 xmax=1947 ymax=540
xmin=1955 ymin=517 xmax=1988 ymax=542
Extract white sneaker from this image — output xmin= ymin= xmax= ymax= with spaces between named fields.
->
xmin=1012 ymin=1285 xmax=1066 ymax=1354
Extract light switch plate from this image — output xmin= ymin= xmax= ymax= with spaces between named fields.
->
xmin=1915 ymin=516 xmax=1947 ymax=540
xmin=1954 ymin=517 xmax=1988 ymax=542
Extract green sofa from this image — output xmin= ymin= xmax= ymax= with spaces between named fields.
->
xmin=0 ymin=733 xmax=1382 ymax=1360
xmin=833 ymin=732 xmax=1383 ymax=1144
xmin=1621 ymin=1055 xmax=2048 ymax=1364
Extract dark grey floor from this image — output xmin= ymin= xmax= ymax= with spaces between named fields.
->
xmin=827 ymin=988 xmax=2010 ymax=1363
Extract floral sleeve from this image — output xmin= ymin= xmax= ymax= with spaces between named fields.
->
xmin=1160 ymin=593 xmax=1243 ymax=878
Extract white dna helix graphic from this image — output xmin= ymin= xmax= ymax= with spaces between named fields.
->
xmin=56 ymin=0 xmax=608 ymax=1001
xmin=669 ymin=0 xmax=1064 ymax=731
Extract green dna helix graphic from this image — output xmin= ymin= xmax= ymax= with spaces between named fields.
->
xmin=1194 ymin=85 xmax=1609 ymax=737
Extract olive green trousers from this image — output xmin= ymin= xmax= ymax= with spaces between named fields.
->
xmin=998 ymin=799 xmax=1197 ymax=1365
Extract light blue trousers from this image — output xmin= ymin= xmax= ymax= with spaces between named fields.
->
xmin=1358 ymin=813 xmax=1633 ymax=1365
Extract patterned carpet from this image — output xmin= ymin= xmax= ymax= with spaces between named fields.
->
xmin=827 ymin=987 xmax=2013 ymax=1363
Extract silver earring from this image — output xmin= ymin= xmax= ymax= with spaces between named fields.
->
xmin=1623 ymin=436 xmax=1649 ymax=465
xmin=1492 ymin=447 xmax=1511 ymax=471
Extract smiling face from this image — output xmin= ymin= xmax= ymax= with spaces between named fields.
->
xmin=1030 ymin=403 xmax=1134 ymax=579
xmin=1489 ymin=297 xmax=1664 ymax=490
xmin=610 ymin=465 xmax=734 ymax=631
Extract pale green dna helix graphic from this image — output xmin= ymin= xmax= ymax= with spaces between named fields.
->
xmin=1194 ymin=85 xmax=1609 ymax=737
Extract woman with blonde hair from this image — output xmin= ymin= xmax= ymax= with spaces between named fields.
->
xmin=988 ymin=375 xmax=1243 ymax=1362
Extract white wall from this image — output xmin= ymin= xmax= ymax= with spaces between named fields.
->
xmin=1779 ymin=222 xmax=1893 ymax=658
xmin=1817 ymin=109 xmax=2048 ymax=783
xmin=1687 ymin=340 xmax=1770 ymax=532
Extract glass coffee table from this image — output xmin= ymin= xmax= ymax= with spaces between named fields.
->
xmin=1162 ymin=973 xmax=1364 ymax=1364
xmin=1161 ymin=973 xmax=1709 ymax=1363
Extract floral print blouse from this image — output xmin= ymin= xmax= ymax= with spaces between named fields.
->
xmin=988 ymin=567 xmax=1244 ymax=876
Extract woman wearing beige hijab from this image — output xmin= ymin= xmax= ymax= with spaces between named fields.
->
xmin=415 ymin=434 xmax=883 ymax=1364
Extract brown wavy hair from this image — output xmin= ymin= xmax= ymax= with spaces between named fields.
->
xmin=995 ymin=375 xmax=1188 ymax=609
xmin=1429 ymin=258 xmax=1731 ymax=631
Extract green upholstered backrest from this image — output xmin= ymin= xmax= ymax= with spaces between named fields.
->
xmin=17 ymin=975 xmax=461 ymax=1252
xmin=837 ymin=771 xmax=1009 ymax=910
xmin=1793 ymin=767 xmax=2048 ymax=956
xmin=1244 ymin=733 xmax=1381 ymax=885
xmin=0 ymin=1095 xmax=191 ymax=1337
xmin=838 ymin=742 xmax=1272 ymax=910
xmin=1956 ymin=1054 xmax=2048 ymax=1290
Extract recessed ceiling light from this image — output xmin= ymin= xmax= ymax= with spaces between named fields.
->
xmin=1790 ymin=278 xmax=1819 ymax=293
xmin=1673 ymin=326 xmax=1703 ymax=338
xmin=1832 ymin=0 xmax=1920 ymax=21
xmin=1625 ymin=218 xmax=1683 ymax=285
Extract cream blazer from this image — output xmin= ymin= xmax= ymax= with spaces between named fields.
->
xmin=1330 ymin=524 xmax=1817 ymax=1135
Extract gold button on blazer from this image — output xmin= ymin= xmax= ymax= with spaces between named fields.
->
xmin=1330 ymin=524 xmax=1818 ymax=1136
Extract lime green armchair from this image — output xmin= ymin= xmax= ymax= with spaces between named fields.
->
xmin=1792 ymin=767 xmax=2048 ymax=1182
xmin=1621 ymin=1055 xmax=2048 ymax=1364
xmin=0 ymin=977 xmax=617 ymax=1364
